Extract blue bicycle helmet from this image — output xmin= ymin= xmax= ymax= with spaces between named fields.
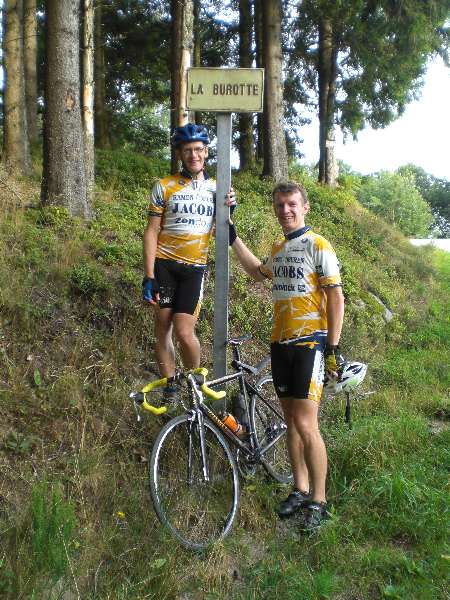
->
xmin=171 ymin=123 xmax=210 ymax=147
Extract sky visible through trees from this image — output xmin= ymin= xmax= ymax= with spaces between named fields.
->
xmin=1 ymin=2 xmax=448 ymax=180
xmin=295 ymin=57 xmax=450 ymax=179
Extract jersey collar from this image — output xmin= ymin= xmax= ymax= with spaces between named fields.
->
xmin=180 ymin=168 xmax=209 ymax=180
xmin=285 ymin=226 xmax=310 ymax=240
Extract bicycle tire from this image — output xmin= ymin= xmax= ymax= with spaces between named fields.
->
xmin=251 ymin=375 xmax=293 ymax=485
xmin=149 ymin=413 xmax=240 ymax=551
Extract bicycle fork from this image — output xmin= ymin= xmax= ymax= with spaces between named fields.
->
xmin=186 ymin=410 xmax=211 ymax=484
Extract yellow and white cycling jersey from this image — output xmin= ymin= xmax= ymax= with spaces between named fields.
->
xmin=260 ymin=226 xmax=342 ymax=346
xmin=148 ymin=171 xmax=216 ymax=265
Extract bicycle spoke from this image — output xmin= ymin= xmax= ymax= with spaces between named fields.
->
xmin=251 ymin=376 xmax=293 ymax=484
xmin=149 ymin=415 xmax=239 ymax=550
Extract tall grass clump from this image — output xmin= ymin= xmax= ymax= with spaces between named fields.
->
xmin=31 ymin=480 xmax=76 ymax=581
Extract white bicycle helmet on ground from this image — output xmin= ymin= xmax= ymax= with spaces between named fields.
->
xmin=324 ymin=361 xmax=368 ymax=395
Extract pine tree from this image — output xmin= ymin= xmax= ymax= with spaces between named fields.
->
xmin=3 ymin=0 xmax=32 ymax=174
xmin=41 ymin=0 xmax=90 ymax=219
xmin=262 ymin=0 xmax=288 ymax=181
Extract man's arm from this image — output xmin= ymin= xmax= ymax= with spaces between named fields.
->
xmin=143 ymin=216 xmax=161 ymax=278
xmin=231 ymin=236 xmax=267 ymax=282
xmin=324 ymin=285 xmax=345 ymax=345
xmin=142 ymin=216 xmax=161 ymax=304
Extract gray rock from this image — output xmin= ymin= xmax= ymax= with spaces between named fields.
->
xmin=368 ymin=292 xmax=393 ymax=322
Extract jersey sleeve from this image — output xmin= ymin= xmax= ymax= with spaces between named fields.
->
xmin=313 ymin=236 xmax=342 ymax=287
xmin=148 ymin=181 xmax=165 ymax=217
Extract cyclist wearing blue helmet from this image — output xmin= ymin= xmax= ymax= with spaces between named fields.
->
xmin=143 ymin=123 xmax=235 ymax=402
xmin=171 ymin=123 xmax=210 ymax=147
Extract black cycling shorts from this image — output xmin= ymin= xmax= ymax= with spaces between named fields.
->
xmin=155 ymin=258 xmax=205 ymax=316
xmin=270 ymin=343 xmax=325 ymax=403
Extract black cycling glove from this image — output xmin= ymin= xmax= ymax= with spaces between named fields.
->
xmin=229 ymin=221 xmax=237 ymax=246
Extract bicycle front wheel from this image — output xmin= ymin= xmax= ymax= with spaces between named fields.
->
xmin=149 ymin=414 xmax=240 ymax=551
xmin=251 ymin=375 xmax=293 ymax=484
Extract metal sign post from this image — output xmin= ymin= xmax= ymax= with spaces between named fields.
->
xmin=213 ymin=113 xmax=232 ymax=377
xmin=186 ymin=67 xmax=264 ymax=378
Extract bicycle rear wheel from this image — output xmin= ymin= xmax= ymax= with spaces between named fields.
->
xmin=251 ymin=375 xmax=293 ymax=484
xmin=149 ymin=413 xmax=240 ymax=551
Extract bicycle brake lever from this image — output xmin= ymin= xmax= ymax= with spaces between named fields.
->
xmin=129 ymin=392 xmax=143 ymax=422
xmin=134 ymin=401 xmax=142 ymax=422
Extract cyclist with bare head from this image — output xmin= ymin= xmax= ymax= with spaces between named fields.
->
xmin=143 ymin=123 xmax=235 ymax=401
xmin=229 ymin=181 xmax=345 ymax=531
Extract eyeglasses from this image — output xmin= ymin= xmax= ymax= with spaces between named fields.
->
xmin=180 ymin=146 xmax=206 ymax=156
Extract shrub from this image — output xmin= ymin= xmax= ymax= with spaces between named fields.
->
xmin=35 ymin=206 xmax=76 ymax=235
xmin=357 ymin=171 xmax=433 ymax=237
xmin=96 ymin=148 xmax=168 ymax=190
xmin=69 ymin=261 xmax=109 ymax=297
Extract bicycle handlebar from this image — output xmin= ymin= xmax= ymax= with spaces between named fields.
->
xmin=130 ymin=368 xmax=225 ymax=416
xmin=142 ymin=377 xmax=170 ymax=415
xmin=191 ymin=367 xmax=226 ymax=401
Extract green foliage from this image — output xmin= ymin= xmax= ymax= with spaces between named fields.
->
xmin=110 ymin=105 xmax=170 ymax=157
xmin=0 ymin=557 xmax=14 ymax=596
xmin=69 ymin=261 xmax=110 ymax=297
xmin=357 ymin=170 xmax=433 ymax=236
xmin=96 ymin=148 xmax=168 ymax=191
xmin=103 ymin=0 xmax=171 ymax=110
xmin=35 ymin=205 xmax=76 ymax=235
xmin=4 ymin=430 xmax=38 ymax=455
xmin=240 ymin=560 xmax=337 ymax=599
xmin=287 ymin=0 xmax=449 ymax=162
xmin=397 ymin=164 xmax=450 ymax=236
xmin=31 ymin=481 xmax=76 ymax=581
xmin=336 ymin=161 xmax=363 ymax=192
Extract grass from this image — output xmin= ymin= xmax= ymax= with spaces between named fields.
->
xmin=0 ymin=153 xmax=448 ymax=598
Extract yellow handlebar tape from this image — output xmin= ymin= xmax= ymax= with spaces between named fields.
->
xmin=139 ymin=368 xmax=225 ymax=414
xmin=141 ymin=377 xmax=168 ymax=394
xmin=142 ymin=398 xmax=167 ymax=415
xmin=140 ymin=377 xmax=168 ymax=415
xmin=191 ymin=367 xmax=226 ymax=400
xmin=201 ymin=385 xmax=226 ymax=400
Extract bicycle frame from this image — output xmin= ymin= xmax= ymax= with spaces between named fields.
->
xmin=143 ymin=337 xmax=293 ymax=550
xmin=184 ymin=344 xmax=287 ymax=470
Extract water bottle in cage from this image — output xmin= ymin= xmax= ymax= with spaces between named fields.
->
xmin=232 ymin=393 xmax=248 ymax=429
xmin=220 ymin=413 xmax=245 ymax=435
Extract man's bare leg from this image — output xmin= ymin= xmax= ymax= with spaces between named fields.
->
xmin=154 ymin=306 xmax=175 ymax=377
xmin=173 ymin=312 xmax=200 ymax=370
xmin=291 ymin=398 xmax=327 ymax=503
xmin=281 ymin=398 xmax=310 ymax=493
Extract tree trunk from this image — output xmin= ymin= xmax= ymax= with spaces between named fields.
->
xmin=170 ymin=0 xmax=193 ymax=173
xmin=318 ymin=16 xmax=338 ymax=186
xmin=193 ymin=0 xmax=202 ymax=125
xmin=23 ymin=0 xmax=38 ymax=145
xmin=41 ymin=0 xmax=90 ymax=219
xmin=94 ymin=0 xmax=110 ymax=149
xmin=3 ymin=0 xmax=32 ymax=174
xmin=238 ymin=0 xmax=255 ymax=171
xmin=254 ymin=0 xmax=263 ymax=161
xmin=82 ymin=0 xmax=95 ymax=205
xmin=261 ymin=0 xmax=288 ymax=181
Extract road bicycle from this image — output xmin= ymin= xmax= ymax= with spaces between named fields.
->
xmin=130 ymin=334 xmax=292 ymax=551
